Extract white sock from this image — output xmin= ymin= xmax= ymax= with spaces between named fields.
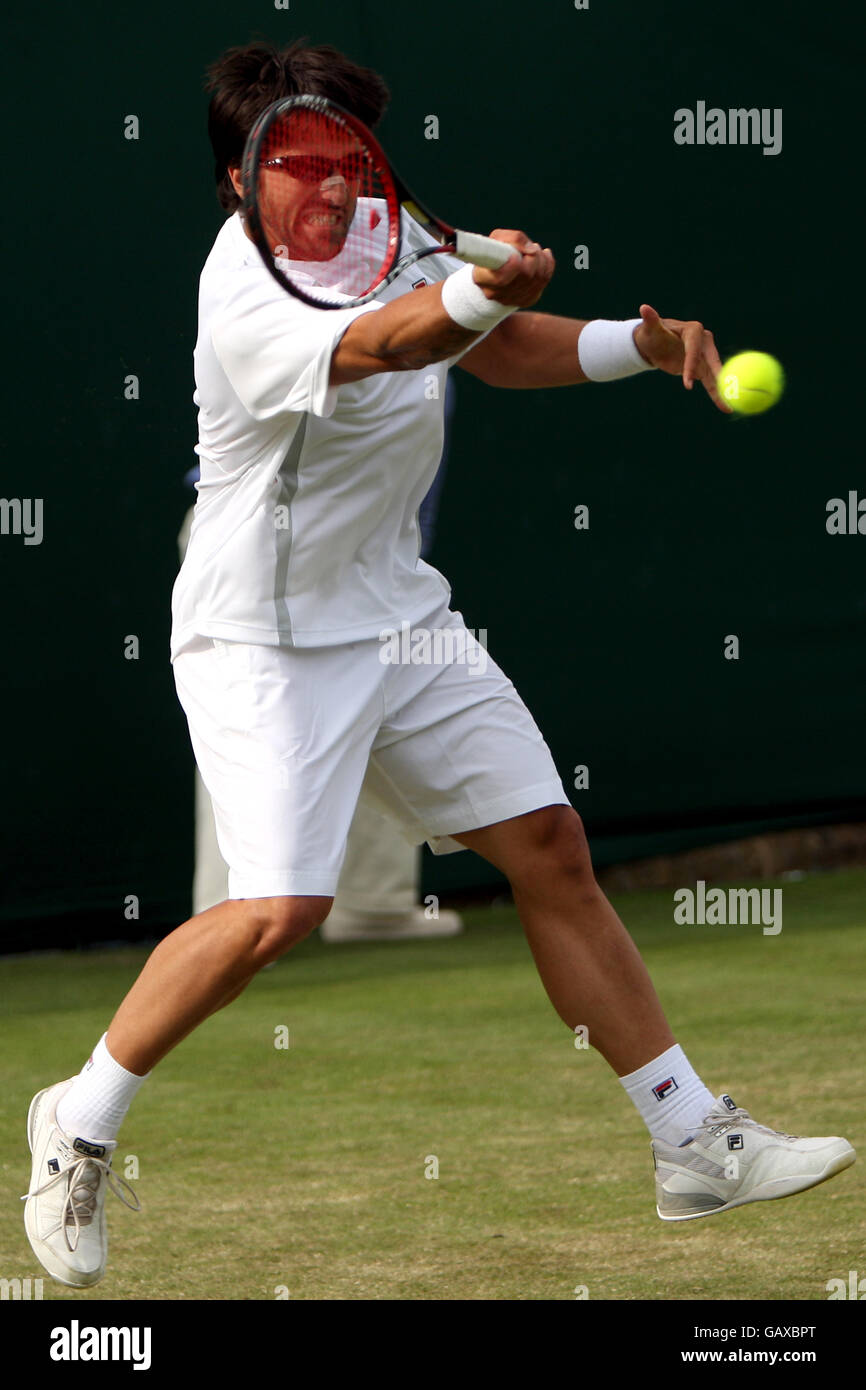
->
xmin=55 ymin=1034 xmax=149 ymax=1143
xmin=619 ymin=1043 xmax=716 ymax=1145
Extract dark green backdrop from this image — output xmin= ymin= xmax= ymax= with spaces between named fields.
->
xmin=2 ymin=1 xmax=862 ymax=948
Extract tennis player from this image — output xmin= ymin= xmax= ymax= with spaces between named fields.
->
xmin=23 ymin=40 xmax=854 ymax=1288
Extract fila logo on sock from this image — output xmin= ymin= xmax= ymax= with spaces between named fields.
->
xmin=652 ymin=1077 xmax=679 ymax=1101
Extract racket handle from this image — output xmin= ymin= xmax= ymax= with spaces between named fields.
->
xmin=453 ymin=231 xmax=517 ymax=270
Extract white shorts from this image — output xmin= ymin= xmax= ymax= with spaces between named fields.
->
xmin=173 ymin=602 xmax=570 ymax=899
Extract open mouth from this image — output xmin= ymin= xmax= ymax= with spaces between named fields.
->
xmin=304 ymin=211 xmax=348 ymax=227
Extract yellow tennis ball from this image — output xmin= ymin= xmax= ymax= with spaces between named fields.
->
xmin=717 ymin=351 xmax=785 ymax=415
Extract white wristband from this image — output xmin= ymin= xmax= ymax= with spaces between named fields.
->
xmin=440 ymin=263 xmax=517 ymax=332
xmin=577 ymin=318 xmax=655 ymax=382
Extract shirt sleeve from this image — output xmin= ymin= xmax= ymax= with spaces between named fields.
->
xmin=211 ymin=279 xmax=381 ymax=421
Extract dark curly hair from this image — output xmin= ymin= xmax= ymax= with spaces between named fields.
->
xmin=206 ymin=39 xmax=390 ymax=212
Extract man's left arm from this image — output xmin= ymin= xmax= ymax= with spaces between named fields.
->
xmin=458 ymin=303 xmax=731 ymax=413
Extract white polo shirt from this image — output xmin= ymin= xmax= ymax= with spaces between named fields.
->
xmin=170 ymin=207 xmax=466 ymax=660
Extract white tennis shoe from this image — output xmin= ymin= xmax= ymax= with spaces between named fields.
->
xmin=22 ymin=1079 xmax=140 ymax=1287
xmin=653 ymin=1093 xmax=855 ymax=1221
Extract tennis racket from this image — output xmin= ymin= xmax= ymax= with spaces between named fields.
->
xmin=240 ymin=94 xmax=515 ymax=309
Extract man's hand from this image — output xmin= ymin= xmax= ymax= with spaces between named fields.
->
xmin=473 ymin=230 xmax=555 ymax=309
xmin=633 ymin=304 xmax=731 ymax=413
xmin=330 ymin=230 xmax=554 ymax=386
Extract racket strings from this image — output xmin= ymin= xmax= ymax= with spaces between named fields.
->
xmin=255 ymin=108 xmax=398 ymax=300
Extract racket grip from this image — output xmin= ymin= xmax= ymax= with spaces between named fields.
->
xmin=453 ymin=231 xmax=516 ymax=270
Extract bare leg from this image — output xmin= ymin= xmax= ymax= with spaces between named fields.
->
xmin=455 ymin=807 xmax=674 ymax=1076
xmin=106 ymin=895 xmax=332 ymax=1076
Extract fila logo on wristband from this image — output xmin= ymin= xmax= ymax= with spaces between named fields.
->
xmin=652 ymin=1077 xmax=679 ymax=1101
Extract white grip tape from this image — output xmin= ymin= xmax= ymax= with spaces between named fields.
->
xmin=453 ymin=230 xmax=516 ymax=270
xmin=577 ymin=318 xmax=656 ymax=382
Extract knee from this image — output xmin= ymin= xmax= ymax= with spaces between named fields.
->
xmin=521 ymin=806 xmax=596 ymax=888
xmin=245 ymin=896 xmax=333 ymax=964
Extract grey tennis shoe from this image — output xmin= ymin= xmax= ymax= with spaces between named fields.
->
xmin=653 ymin=1093 xmax=855 ymax=1221
xmin=22 ymin=1079 xmax=140 ymax=1287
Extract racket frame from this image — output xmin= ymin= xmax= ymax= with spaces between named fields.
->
xmin=241 ymin=95 xmax=482 ymax=309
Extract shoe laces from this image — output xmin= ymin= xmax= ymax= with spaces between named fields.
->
xmin=698 ymin=1105 xmax=799 ymax=1143
xmin=22 ymin=1151 xmax=141 ymax=1252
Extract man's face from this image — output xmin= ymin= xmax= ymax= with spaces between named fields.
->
xmin=257 ymin=114 xmax=362 ymax=262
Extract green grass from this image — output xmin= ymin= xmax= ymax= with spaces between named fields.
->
xmin=1 ymin=868 xmax=863 ymax=1300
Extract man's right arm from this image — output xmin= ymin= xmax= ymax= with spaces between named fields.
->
xmin=328 ymin=231 xmax=554 ymax=386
